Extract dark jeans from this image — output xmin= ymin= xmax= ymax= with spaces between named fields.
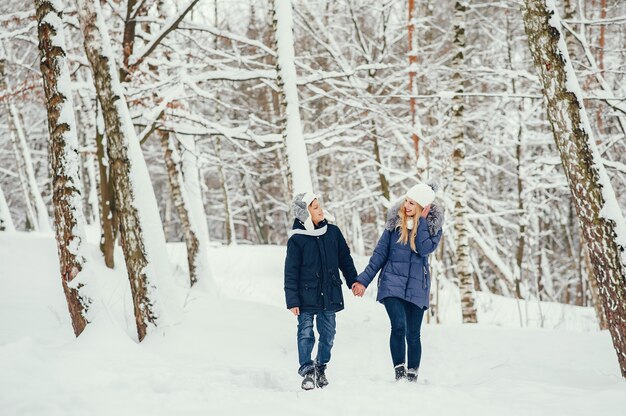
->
xmin=382 ymin=297 xmax=425 ymax=370
xmin=296 ymin=311 xmax=336 ymax=376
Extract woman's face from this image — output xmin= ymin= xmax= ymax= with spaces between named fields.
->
xmin=404 ymin=198 xmax=419 ymax=217
xmin=308 ymin=199 xmax=325 ymax=225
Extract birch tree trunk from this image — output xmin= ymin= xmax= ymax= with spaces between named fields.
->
xmin=451 ymin=1 xmax=477 ymax=323
xmin=271 ymin=0 xmax=313 ymax=195
xmin=75 ymin=0 xmax=174 ymax=341
xmin=584 ymin=241 xmax=608 ymax=330
xmin=522 ymin=0 xmax=626 ymax=378
xmin=36 ymin=0 xmax=92 ymax=336
xmin=95 ymin=104 xmax=115 ymax=268
xmin=0 ymin=185 xmax=15 ymax=232
xmin=160 ymin=131 xmax=212 ymax=288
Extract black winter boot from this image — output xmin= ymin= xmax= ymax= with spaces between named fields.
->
xmin=407 ymin=368 xmax=418 ymax=382
xmin=301 ymin=369 xmax=316 ymax=390
xmin=315 ymin=364 xmax=328 ymax=388
xmin=394 ymin=364 xmax=407 ymax=381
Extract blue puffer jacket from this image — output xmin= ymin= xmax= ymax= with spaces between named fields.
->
xmin=356 ymin=201 xmax=444 ymax=309
xmin=284 ymin=219 xmax=358 ymax=313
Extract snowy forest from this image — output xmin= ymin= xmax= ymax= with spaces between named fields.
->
xmin=1 ymin=0 xmax=625 ymax=414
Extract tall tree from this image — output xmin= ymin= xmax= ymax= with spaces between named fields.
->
xmin=451 ymin=0 xmax=477 ymax=323
xmin=35 ymin=0 xmax=92 ymax=336
xmin=271 ymin=0 xmax=313 ymax=194
xmin=75 ymin=0 xmax=175 ymax=341
xmin=522 ymin=0 xmax=626 ymax=378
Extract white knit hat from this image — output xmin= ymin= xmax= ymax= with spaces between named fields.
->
xmin=292 ymin=192 xmax=318 ymax=231
xmin=405 ymin=183 xmax=435 ymax=207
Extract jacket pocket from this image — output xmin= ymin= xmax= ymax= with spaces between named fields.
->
xmin=422 ymin=265 xmax=430 ymax=290
xmin=330 ymin=274 xmax=343 ymax=305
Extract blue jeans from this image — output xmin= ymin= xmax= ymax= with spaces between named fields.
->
xmin=296 ymin=311 xmax=336 ymax=376
xmin=382 ymin=297 xmax=425 ymax=370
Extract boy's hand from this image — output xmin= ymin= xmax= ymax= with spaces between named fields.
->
xmin=351 ymin=282 xmax=366 ymax=297
xmin=290 ymin=307 xmax=300 ymax=316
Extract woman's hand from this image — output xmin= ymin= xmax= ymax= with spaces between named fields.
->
xmin=421 ymin=204 xmax=431 ymax=218
xmin=351 ymin=282 xmax=366 ymax=297
xmin=290 ymin=307 xmax=300 ymax=316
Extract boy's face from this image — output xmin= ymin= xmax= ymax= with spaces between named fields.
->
xmin=308 ymin=199 xmax=325 ymax=225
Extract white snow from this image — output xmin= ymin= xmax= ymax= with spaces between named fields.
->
xmin=0 ymin=232 xmax=624 ymax=416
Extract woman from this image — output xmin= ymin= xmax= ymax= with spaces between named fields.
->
xmin=352 ymin=183 xmax=444 ymax=382
xmin=284 ymin=192 xmax=359 ymax=390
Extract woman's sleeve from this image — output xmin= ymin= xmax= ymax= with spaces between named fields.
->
xmin=415 ymin=219 xmax=442 ymax=256
xmin=356 ymin=229 xmax=391 ymax=288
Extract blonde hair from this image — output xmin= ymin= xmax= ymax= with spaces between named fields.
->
xmin=397 ymin=201 xmax=423 ymax=252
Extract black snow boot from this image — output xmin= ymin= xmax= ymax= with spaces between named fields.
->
xmin=301 ymin=368 xmax=316 ymax=390
xmin=394 ymin=364 xmax=407 ymax=381
xmin=407 ymin=368 xmax=418 ymax=382
xmin=315 ymin=364 xmax=328 ymax=388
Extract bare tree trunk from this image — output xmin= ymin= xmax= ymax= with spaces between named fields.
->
xmin=94 ymin=103 xmax=115 ymax=268
xmin=0 ymin=185 xmax=15 ymax=232
xmin=160 ymin=130 xmax=208 ymax=287
xmin=522 ymin=0 xmax=626 ymax=378
xmin=213 ymin=137 xmax=236 ymax=245
xmin=408 ymin=0 xmax=420 ymax=164
xmin=75 ymin=75 xmax=100 ymax=226
xmin=8 ymin=103 xmax=52 ymax=233
xmin=271 ymin=0 xmax=313 ymax=195
xmin=451 ymin=1 xmax=477 ymax=323
xmin=76 ymin=0 xmax=173 ymax=341
xmin=36 ymin=0 xmax=92 ymax=336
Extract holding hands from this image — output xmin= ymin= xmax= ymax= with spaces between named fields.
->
xmin=351 ymin=282 xmax=366 ymax=297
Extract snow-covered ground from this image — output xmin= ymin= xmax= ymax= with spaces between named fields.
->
xmin=0 ymin=232 xmax=624 ymax=415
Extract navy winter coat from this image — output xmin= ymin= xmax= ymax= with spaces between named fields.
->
xmin=284 ymin=219 xmax=358 ymax=313
xmin=356 ymin=202 xmax=444 ymax=309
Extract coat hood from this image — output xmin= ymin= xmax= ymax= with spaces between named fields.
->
xmin=385 ymin=199 xmax=445 ymax=236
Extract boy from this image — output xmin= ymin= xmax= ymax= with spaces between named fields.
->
xmin=284 ymin=192 xmax=358 ymax=390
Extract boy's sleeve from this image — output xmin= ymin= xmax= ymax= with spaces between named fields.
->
xmin=284 ymin=237 xmax=302 ymax=309
xmin=336 ymin=227 xmax=358 ymax=288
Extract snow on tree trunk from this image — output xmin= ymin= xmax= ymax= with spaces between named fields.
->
xmin=8 ymin=103 xmax=53 ymax=233
xmin=75 ymin=0 xmax=176 ymax=341
xmin=160 ymin=131 xmax=213 ymax=288
xmin=0 ymin=185 xmax=15 ymax=232
xmin=450 ymin=1 xmax=477 ymax=323
xmin=35 ymin=0 xmax=92 ymax=336
xmin=178 ymin=134 xmax=214 ymax=288
xmin=95 ymin=105 xmax=115 ymax=268
xmin=522 ymin=0 xmax=626 ymax=378
xmin=271 ymin=0 xmax=313 ymax=195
